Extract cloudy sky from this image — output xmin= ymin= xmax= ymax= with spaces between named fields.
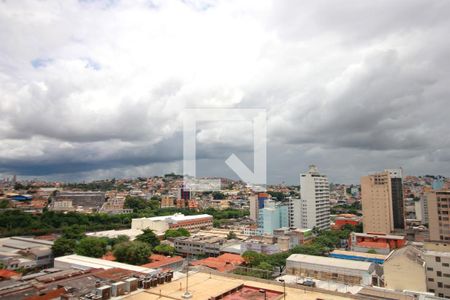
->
xmin=1 ymin=0 xmax=450 ymax=184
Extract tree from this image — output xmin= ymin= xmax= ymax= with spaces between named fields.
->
xmin=113 ymin=241 xmax=152 ymax=265
xmin=226 ymin=231 xmax=237 ymax=240
xmin=164 ymin=228 xmax=190 ymax=239
xmin=367 ymin=249 xmax=377 ymax=254
xmin=212 ymin=192 xmax=225 ymax=200
xmin=62 ymin=225 xmax=86 ymax=240
xmin=52 ymin=237 xmax=76 ymax=257
xmin=242 ymin=251 xmax=267 ymax=267
xmin=267 ymin=252 xmax=290 ymax=274
xmin=153 ymin=244 xmax=175 ymax=256
xmin=75 ymin=237 xmax=108 ymax=258
xmin=109 ymin=235 xmax=130 ymax=247
xmin=0 ymin=200 xmax=9 ymax=209
xmin=136 ymin=229 xmax=160 ymax=247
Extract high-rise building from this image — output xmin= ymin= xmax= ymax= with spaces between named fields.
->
xmin=361 ymin=171 xmax=394 ymax=234
xmin=385 ymin=168 xmax=405 ymax=230
xmin=288 ymin=198 xmax=302 ymax=228
xmin=427 ymin=190 xmax=450 ymax=242
xmin=259 ymin=200 xmax=289 ymax=234
xmin=249 ymin=195 xmax=258 ymax=221
xmin=299 ymin=165 xmax=330 ymax=230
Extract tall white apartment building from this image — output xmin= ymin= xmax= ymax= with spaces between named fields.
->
xmin=299 ymin=165 xmax=330 ymax=230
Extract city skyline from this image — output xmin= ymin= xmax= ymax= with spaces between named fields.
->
xmin=1 ymin=0 xmax=450 ymax=184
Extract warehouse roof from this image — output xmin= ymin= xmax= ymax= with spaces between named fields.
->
xmin=54 ymin=254 xmax=157 ymax=274
xmin=287 ymin=254 xmax=374 ymax=272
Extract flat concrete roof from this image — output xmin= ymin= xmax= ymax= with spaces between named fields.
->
xmin=122 ymin=271 xmax=355 ymax=300
xmin=54 ymin=254 xmax=157 ymax=274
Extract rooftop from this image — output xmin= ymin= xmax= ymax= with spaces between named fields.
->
xmin=54 ymin=254 xmax=157 ymax=274
xmin=122 ymin=271 xmax=354 ymax=300
xmin=331 ymin=250 xmax=388 ymax=260
xmin=287 ymin=254 xmax=374 ymax=272
xmin=133 ymin=213 xmax=212 ymax=222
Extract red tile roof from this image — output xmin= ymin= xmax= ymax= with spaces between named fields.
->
xmin=190 ymin=254 xmax=244 ymax=272
xmin=140 ymin=255 xmax=183 ymax=269
xmin=24 ymin=288 xmax=66 ymax=300
xmin=357 ymin=241 xmax=390 ymax=249
xmin=0 ymin=269 xmax=20 ymax=279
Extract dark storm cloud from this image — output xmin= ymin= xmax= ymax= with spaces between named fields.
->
xmin=1 ymin=0 xmax=450 ymax=183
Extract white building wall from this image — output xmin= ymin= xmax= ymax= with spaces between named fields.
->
xmin=300 ymin=165 xmax=330 ymax=230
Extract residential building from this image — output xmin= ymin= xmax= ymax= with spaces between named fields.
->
xmin=333 ymin=214 xmax=362 ymax=230
xmin=0 ymin=237 xmax=54 ymax=270
xmin=423 ymin=242 xmax=450 ymax=298
xmin=385 ymin=168 xmax=405 ymax=230
xmin=259 ymin=200 xmax=289 ymax=234
xmin=286 ymin=254 xmax=379 ymax=286
xmin=361 ymin=171 xmax=394 ymax=234
xmin=273 ymin=227 xmax=313 ymax=248
xmin=190 ymin=253 xmax=244 ymax=272
xmin=349 ymin=232 xmax=406 ymax=255
xmin=288 ymin=198 xmax=302 ymax=228
xmin=131 ymin=213 xmax=213 ymax=234
xmin=427 ymin=190 xmax=450 ymax=241
xmin=249 ymin=194 xmax=258 ymax=221
xmin=299 ymin=165 xmax=330 ymax=230
xmin=383 ymin=245 xmax=426 ymax=292
xmin=173 ymin=235 xmax=234 ymax=257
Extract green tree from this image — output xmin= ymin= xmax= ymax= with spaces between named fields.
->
xmin=242 ymin=251 xmax=267 ymax=267
xmin=164 ymin=228 xmax=190 ymax=239
xmin=52 ymin=237 xmax=76 ymax=257
xmin=226 ymin=231 xmax=237 ymax=240
xmin=62 ymin=225 xmax=86 ymax=240
xmin=153 ymin=244 xmax=175 ymax=256
xmin=136 ymin=229 xmax=160 ymax=247
xmin=113 ymin=241 xmax=152 ymax=265
xmin=367 ymin=249 xmax=377 ymax=254
xmin=0 ymin=200 xmax=9 ymax=209
xmin=109 ymin=235 xmax=130 ymax=247
xmin=75 ymin=237 xmax=108 ymax=258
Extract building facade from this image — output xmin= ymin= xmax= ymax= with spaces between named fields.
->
xmin=361 ymin=171 xmax=394 ymax=234
xmin=423 ymin=242 xmax=450 ymax=298
xmin=385 ymin=169 xmax=405 ymax=230
xmin=286 ymin=254 xmax=377 ymax=286
xmin=299 ymin=165 xmax=330 ymax=230
xmin=131 ymin=213 xmax=213 ymax=233
xmin=427 ymin=190 xmax=450 ymax=242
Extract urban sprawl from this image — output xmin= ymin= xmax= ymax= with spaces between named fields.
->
xmin=0 ymin=166 xmax=449 ymax=300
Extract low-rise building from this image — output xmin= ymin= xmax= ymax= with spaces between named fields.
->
xmin=423 ymin=242 xmax=450 ymax=298
xmin=0 ymin=237 xmax=53 ymax=270
xmin=349 ymin=232 xmax=406 ymax=254
xmin=174 ymin=235 xmax=233 ymax=257
xmin=131 ymin=213 xmax=213 ymax=234
xmin=286 ymin=254 xmax=379 ymax=286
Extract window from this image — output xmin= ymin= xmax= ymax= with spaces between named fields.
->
xmin=428 ymin=267 xmax=434 ymax=271
xmin=438 ymin=282 xmax=443 ymax=288
xmin=429 ymin=289 xmax=435 ymax=293
xmin=436 ymin=257 xmax=442 ymax=262
xmin=438 ymin=271 xmax=442 ymax=277
xmin=444 ymin=263 xmax=450 ymax=267
xmin=428 ymin=278 xmax=435 ymax=282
